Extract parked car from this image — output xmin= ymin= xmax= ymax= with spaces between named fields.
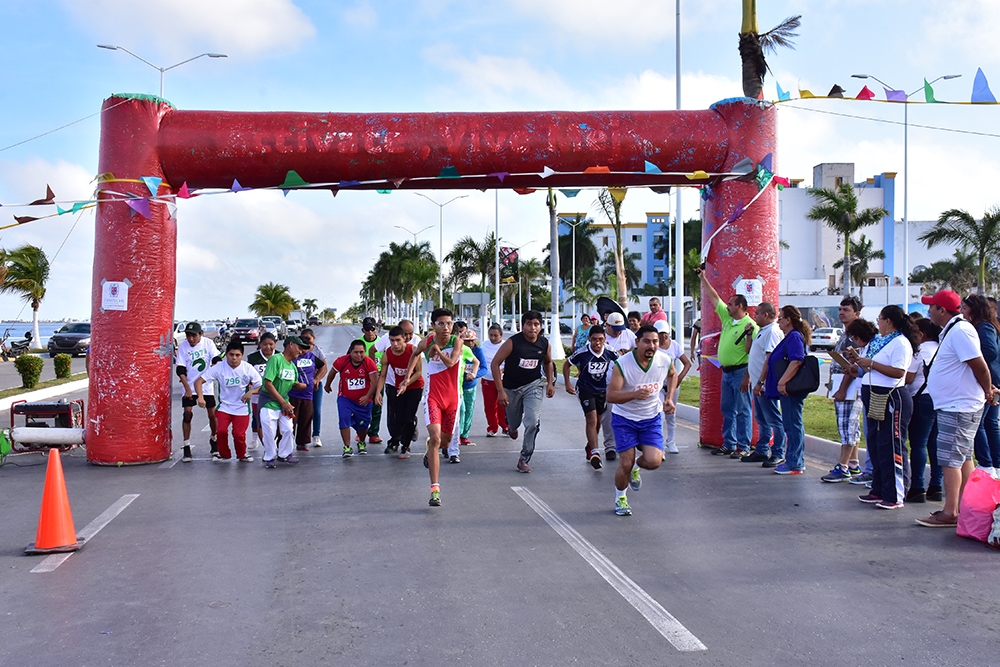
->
xmin=261 ymin=316 xmax=287 ymax=339
xmin=308 ymin=316 xmax=321 ymax=326
xmin=230 ymin=318 xmax=266 ymax=345
xmin=810 ymin=327 xmax=844 ymax=351
xmin=48 ymin=322 xmax=91 ymax=357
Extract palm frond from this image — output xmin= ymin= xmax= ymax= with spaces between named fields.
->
xmin=758 ymin=15 xmax=801 ymax=54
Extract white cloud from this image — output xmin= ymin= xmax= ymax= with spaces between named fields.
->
xmin=507 ymin=0 xmax=675 ymax=47
xmin=922 ymin=1 xmax=1000 ymax=69
xmin=62 ymin=0 xmax=315 ymax=60
xmin=343 ymin=2 xmax=377 ymax=29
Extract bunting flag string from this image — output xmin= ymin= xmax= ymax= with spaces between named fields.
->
xmin=774 ymin=68 xmax=996 ymax=105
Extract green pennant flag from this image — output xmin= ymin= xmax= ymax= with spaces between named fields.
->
xmin=279 ymin=170 xmax=310 ymax=189
xmin=924 ymin=78 xmax=938 ymax=103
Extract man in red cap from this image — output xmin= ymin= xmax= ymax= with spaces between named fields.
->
xmin=916 ymin=290 xmax=997 ymax=527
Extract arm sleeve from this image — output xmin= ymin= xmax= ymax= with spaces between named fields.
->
xmin=714 ymin=300 xmax=728 ymax=322
xmin=977 ymin=323 xmax=999 ymax=364
xmin=787 ymin=332 xmax=806 ymax=361
xmin=472 ymin=345 xmax=488 ymax=379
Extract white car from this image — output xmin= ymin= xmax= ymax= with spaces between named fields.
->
xmin=811 ymin=327 xmax=844 ymax=351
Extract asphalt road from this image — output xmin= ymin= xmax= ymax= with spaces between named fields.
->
xmin=1 ymin=325 xmax=998 ymax=666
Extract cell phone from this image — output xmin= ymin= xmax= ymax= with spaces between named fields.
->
xmin=992 ymin=391 xmax=1000 ymax=407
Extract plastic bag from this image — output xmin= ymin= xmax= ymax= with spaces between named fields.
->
xmin=988 ymin=506 xmax=1000 ymax=550
xmin=956 ymin=469 xmax=1000 ymax=543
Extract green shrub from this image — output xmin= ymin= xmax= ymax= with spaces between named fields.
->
xmin=53 ymin=353 xmax=72 ymax=379
xmin=14 ymin=354 xmax=44 ymax=389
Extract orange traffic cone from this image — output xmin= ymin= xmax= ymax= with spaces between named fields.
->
xmin=25 ymin=449 xmax=80 ymax=555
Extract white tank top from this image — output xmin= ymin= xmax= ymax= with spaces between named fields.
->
xmin=612 ymin=349 xmax=672 ymax=421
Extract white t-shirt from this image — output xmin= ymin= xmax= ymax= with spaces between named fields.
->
xmin=199 ymin=360 xmax=262 ymax=416
xmin=605 ymin=329 xmax=637 ymax=355
xmin=480 ymin=338 xmax=504 ymax=381
xmin=927 ymin=317 xmax=986 ymax=412
xmin=176 ymin=337 xmax=220 ymax=388
xmin=374 ymin=333 xmax=391 ymax=354
xmin=748 ymin=321 xmax=783 ymax=382
xmin=612 ymin=349 xmax=673 ymax=422
xmin=906 ymin=340 xmax=937 ymax=397
xmin=866 ymin=334 xmax=913 ymax=389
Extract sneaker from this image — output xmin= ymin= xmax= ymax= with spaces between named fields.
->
xmin=742 ymin=451 xmax=768 ymax=463
xmin=858 ymin=493 xmax=883 ymax=504
xmin=773 ymin=463 xmax=803 ymax=475
xmin=821 ymin=464 xmax=852 ymax=483
xmin=762 ymin=456 xmax=784 ymax=468
xmin=501 ymin=428 xmax=509 ymax=436
xmin=730 ymin=449 xmax=749 ymax=459
xmin=181 ymin=446 xmax=193 ymax=463
xmin=312 ymin=436 xmax=323 ymax=448
xmin=209 ymin=435 xmax=218 ymax=454
xmin=876 ymin=500 xmax=904 ymax=510
xmin=712 ymin=447 xmax=735 ymax=456
xmin=239 ymin=455 xmax=254 ymax=463
xmin=369 ymin=436 xmax=383 ymax=444
xmin=248 ymin=438 xmax=261 ymax=451
xmin=508 ymin=428 xmax=519 ymax=440
xmin=915 ymin=510 xmax=958 ymax=527
xmin=629 ymin=467 xmax=642 ymax=491
xmin=614 ymin=496 xmax=632 ymax=516
xmin=429 ymin=489 xmax=441 ymax=507
xmin=486 ymin=430 xmax=498 ymax=438
xmin=357 ymin=443 xmax=368 ymax=455
xmin=296 ymin=444 xmax=309 ymax=451
xmin=212 ymin=453 xmax=225 ymax=462
xmin=517 ymin=458 xmax=531 ymax=473
xmin=905 ymin=487 xmax=926 ymax=503
xmin=926 ymin=486 xmax=944 ymax=502
xmin=589 ymin=450 xmax=603 ymax=470
xmin=848 ymin=464 xmax=863 ymax=476
xmin=460 ymin=438 xmax=475 ymax=446
xmin=384 ymin=439 xmax=396 ymax=455
xmin=605 ymin=450 xmax=616 ymax=461
xmin=342 ymin=445 xmax=353 ymax=459
xmin=665 ymin=442 xmax=679 ymax=454
xmin=449 ymin=455 xmax=460 ymax=464
xmin=398 ymin=446 xmax=411 ymax=459
xmin=849 ymin=472 xmax=873 ymax=486
xmin=278 ymin=454 xmax=299 ymax=465
xmin=263 ymin=458 xmax=276 ymax=469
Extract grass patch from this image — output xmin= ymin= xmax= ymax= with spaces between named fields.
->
xmin=0 ymin=372 xmax=87 ymax=400
xmin=678 ymin=375 xmax=864 ymax=446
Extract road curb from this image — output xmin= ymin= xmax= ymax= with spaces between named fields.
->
xmin=0 ymin=379 xmax=89 ymax=412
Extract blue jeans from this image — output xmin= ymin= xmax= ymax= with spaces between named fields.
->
xmin=907 ymin=392 xmax=941 ymax=490
xmin=974 ymin=402 xmax=1000 ymax=468
xmin=312 ymin=382 xmax=323 ymax=437
xmin=752 ymin=394 xmax=785 ymax=458
xmin=778 ymin=393 xmax=805 ymax=470
xmin=721 ymin=369 xmax=753 ymax=452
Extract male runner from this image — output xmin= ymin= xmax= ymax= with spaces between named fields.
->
xmin=327 ymin=340 xmax=379 ymax=458
xmin=404 ymin=308 xmax=464 ymax=506
xmin=564 ymin=325 xmax=618 ymax=469
xmin=599 ymin=312 xmax=635 ymax=461
xmin=376 ymin=326 xmax=423 ymax=458
xmin=246 ymin=333 xmax=276 ymax=450
xmin=195 ymin=340 xmax=261 ymax=462
xmin=175 ymin=321 xmax=221 ymax=462
xmin=260 ymin=336 xmax=308 ymax=468
xmin=361 ymin=317 xmax=385 ymax=445
xmin=287 ymin=328 xmax=326 ymax=452
xmin=606 ymin=326 xmax=677 ymax=516
xmin=491 ymin=310 xmax=555 ymax=473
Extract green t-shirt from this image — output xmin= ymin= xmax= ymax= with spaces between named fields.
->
xmin=262 ymin=353 xmax=298 ymax=410
xmin=715 ymin=300 xmax=756 ymax=368
xmin=363 ymin=337 xmax=382 ymax=371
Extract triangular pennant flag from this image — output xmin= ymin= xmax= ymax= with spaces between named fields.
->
xmin=140 ymin=176 xmax=162 ymax=197
xmin=56 ymin=205 xmax=68 ymax=216
xmin=759 ymin=153 xmax=773 ymax=173
xmin=176 ymin=182 xmax=195 ymax=199
xmin=540 ymin=166 xmax=556 ymax=178
xmin=798 ymin=88 xmax=815 ymax=98
xmin=166 ymin=201 xmax=177 ymax=221
xmin=583 ymin=166 xmax=611 ymax=173
xmin=127 ymin=198 xmax=151 ymax=218
xmin=339 ymin=180 xmax=360 ymax=187
xmin=755 ymin=168 xmax=773 ymax=190
xmin=972 ymin=67 xmax=996 ymax=103
xmin=726 ymin=200 xmax=745 ymax=224
xmin=330 ymin=189 xmax=339 ymax=197
xmin=700 ymin=185 xmax=713 ymax=201
xmin=513 ymin=188 xmax=535 ymax=195
xmin=559 ymin=189 xmax=581 ymax=197
xmin=773 ymin=176 xmax=791 ymax=188
xmin=827 ymin=84 xmax=845 ymax=98
xmin=489 ymin=172 xmax=509 ymax=182
xmin=884 ymin=87 xmax=906 ymax=102
xmin=651 ymin=187 xmax=672 ymax=195
xmin=376 ymin=189 xmax=392 ymax=194
xmin=279 ymin=170 xmax=309 ymax=189
xmin=685 ymin=170 xmax=709 ymax=180
xmin=644 ymin=161 xmax=662 ymax=174
xmin=704 ymin=355 xmax=721 ymax=369
xmin=924 ymin=78 xmax=938 ymax=103
xmin=856 ymin=85 xmax=875 ymax=100
xmin=438 ymin=166 xmax=460 ymax=178
xmin=282 ymin=190 xmax=290 ymax=197
xmin=776 ymin=81 xmax=790 ymax=101
xmin=56 ymin=202 xmax=87 ymax=216
xmin=731 ymin=157 xmax=755 ymax=175
xmin=393 ymin=179 xmax=405 ymax=188
xmin=30 ymin=185 xmax=55 ymax=206
xmin=14 ymin=215 xmax=39 ymax=224
xmin=230 ymin=179 xmax=251 ymax=192
xmin=608 ymin=186 xmax=627 ymax=203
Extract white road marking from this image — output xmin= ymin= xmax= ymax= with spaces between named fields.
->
xmin=158 ymin=456 xmax=179 ymax=469
xmin=31 ymin=494 xmax=140 ymax=573
xmin=512 ymin=486 xmax=707 ymax=652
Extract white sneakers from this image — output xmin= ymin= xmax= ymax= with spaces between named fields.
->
xmin=665 ymin=442 xmax=679 ymax=454
xmin=312 ymin=435 xmax=323 ymax=448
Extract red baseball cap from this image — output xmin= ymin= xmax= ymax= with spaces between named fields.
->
xmin=921 ymin=290 xmax=962 ymax=312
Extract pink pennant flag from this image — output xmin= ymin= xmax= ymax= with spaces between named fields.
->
xmin=773 ymin=176 xmax=790 ymax=188
xmin=127 ymin=198 xmax=151 ymax=218
xmin=855 ymin=85 xmax=875 ymax=100
xmin=176 ymin=182 xmax=196 ymax=199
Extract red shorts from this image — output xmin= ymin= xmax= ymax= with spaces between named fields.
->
xmin=424 ymin=395 xmax=457 ymax=436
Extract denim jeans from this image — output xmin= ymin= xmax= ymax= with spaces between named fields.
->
xmin=721 ymin=369 xmax=753 ymax=452
xmin=312 ymin=383 xmax=323 ymax=437
xmin=974 ymin=402 xmax=1000 ymax=468
xmin=907 ymin=392 xmax=941 ymax=489
xmin=752 ymin=394 xmax=785 ymax=458
xmin=779 ymin=393 xmax=806 ymax=470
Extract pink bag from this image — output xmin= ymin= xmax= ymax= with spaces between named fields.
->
xmin=956 ymin=469 xmax=1000 ymax=543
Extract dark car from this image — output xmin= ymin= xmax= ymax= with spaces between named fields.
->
xmin=308 ymin=316 xmax=321 ymax=326
xmin=230 ymin=318 xmax=265 ymax=345
xmin=48 ymin=322 xmax=91 ymax=357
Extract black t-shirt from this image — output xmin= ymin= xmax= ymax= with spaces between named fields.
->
xmin=502 ymin=332 xmax=549 ymax=389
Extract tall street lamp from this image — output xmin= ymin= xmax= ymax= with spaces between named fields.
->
xmin=503 ymin=239 xmax=537 ymax=330
xmin=563 ymin=216 xmax=587 ymax=323
xmin=851 ymin=73 xmax=961 ymax=310
xmin=414 ymin=193 xmax=468 ymax=307
xmin=394 ymin=224 xmax=433 ymax=324
xmin=97 ymin=45 xmax=227 ymax=99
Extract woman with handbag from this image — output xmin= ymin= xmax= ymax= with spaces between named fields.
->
xmin=854 ymin=305 xmax=918 ymax=509
xmin=764 ymin=305 xmax=813 ymax=475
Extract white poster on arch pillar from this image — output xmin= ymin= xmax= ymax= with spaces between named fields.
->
xmin=101 ymin=279 xmax=131 ymax=312
xmin=733 ymin=277 xmax=763 ymax=307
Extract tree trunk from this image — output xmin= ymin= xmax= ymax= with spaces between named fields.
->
xmin=32 ymin=302 xmax=40 ymax=351
xmin=979 ymin=253 xmax=987 ymax=294
xmin=843 ymin=236 xmax=852 ymax=297
xmin=614 ymin=222 xmax=628 ymax=309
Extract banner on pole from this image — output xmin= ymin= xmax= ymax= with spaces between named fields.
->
xmin=500 ymin=246 xmax=519 ymax=284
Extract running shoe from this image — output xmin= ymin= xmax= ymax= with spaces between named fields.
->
xmin=343 ymin=444 xmax=353 ymax=459
xmin=712 ymin=447 xmax=734 ymax=456
xmin=398 ymin=446 xmax=411 ymax=459
xmin=486 ymin=430 xmax=498 ymax=438
xmin=762 ymin=455 xmax=784 ymax=468
xmin=848 ymin=464 xmax=862 ymax=476
xmin=742 ymin=451 xmax=768 ymax=463
xmin=449 ymin=455 xmax=460 ymax=464
xmin=665 ymin=442 xmax=679 ymax=454
xmin=849 ymin=472 xmax=873 ymax=486
xmin=357 ymin=443 xmax=368 ymax=455
xmin=501 ymin=428 xmax=509 ymax=436
xmin=589 ymin=450 xmax=603 ymax=470
xmin=773 ymin=463 xmax=804 ymax=475
xmin=368 ymin=436 xmax=383 ymax=444
xmin=263 ymin=458 xmax=276 ymax=469
xmin=429 ymin=489 xmax=442 ymax=507
xmin=460 ymin=438 xmax=475 ymax=446
xmin=517 ymin=458 xmax=531 ymax=473
xmin=821 ymin=464 xmax=852 ymax=483
xmin=508 ymin=428 xmax=519 ymax=440
xmin=614 ymin=496 xmax=632 ymax=516
xmin=730 ymin=449 xmax=749 ymax=459
xmin=312 ymin=436 xmax=323 ymax=448
xmin=629 ymin=467 xmax=642 ymax=491
xmin=296 ymin=444 xmax=309 ymax=452
xmin=212 ymin=453 xmax=224 ymax=462
xmin=239 ymin=455 xmax=254 ymax=463
xmin=605 ymin=450 xmax=616 ymax=461
xmin=181 ymin=446 xmax=193 ymax=463
xmin=858 ymin=493 xmax=883 ymax=504
xmin=384 ymin=439 xmax=396 ymax=455
xmin=278 ymin=454 xmax=299 ymax=465
xmin=876 ymin=500 xmax=904 ymax=510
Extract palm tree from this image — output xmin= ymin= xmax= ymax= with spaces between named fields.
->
xmin=739 ymin=0 xmax=801 ymax=99
xmin=567 ymin=265 xmax=606 ymax=314
xmin=249 ymin=282 xmax=296 ymax=318
xmin=832 ymin=234 xmax=885 ymax=303
xmin=445 ymin=233 xmax=496 ymax=293
xmin=365 ymin=240 xmax=439 ymax=321
xmin=544 ymin=214 xmax=600 ymax=283
xmin=302 ymin=298 xmax=318 ymax=318
xmin=2 ymin=244 xmax=49 ymax=345
xmin=518 ymin=258 xmax=548 ymax=312
xmin=910 ymin=248 xmax=981 ymax=296
xmin=806 ymin=183 xmax=888 ymax=296
xmin=919 ymin=207 xmax=1000 ymax=294
xmin=595 ymin=188 xmax=629 ymax=308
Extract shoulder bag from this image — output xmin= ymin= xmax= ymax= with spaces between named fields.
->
xmin=773 ymin=334 xmax=820 ymax=396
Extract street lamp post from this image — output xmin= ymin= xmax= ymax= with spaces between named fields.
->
xmin=414 ymin=193 xmax=469 ymax=308
xmin=563 ymin=217 xmax=587 ymax=323
xmin=394 ymin=224 xmax=434 ymax=324
xmin=504 ymin=239 xmax=537 ymax=331
xmin=97 ymin=45 xmax=227 ymax=99
xmin=851 ymin=73 xmax=961 ymax=311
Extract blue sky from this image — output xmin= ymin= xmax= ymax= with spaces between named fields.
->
xmin=1 ymin=0 xmax=998 ymax=320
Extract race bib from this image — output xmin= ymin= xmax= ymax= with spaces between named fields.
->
xmin=347 ymin=378 xmax=367 ymax=390
xmin=637 ymin=382 xmax=660 ymax=394
xmin=393 ymin=367 xmax=408 ymax=376
xmin=587 ymin=361 xmax=609 ymax=377
xmin=279 ymin=368 xmax=296 ymax=381
xmin=518 ymin=358 xmax=539 ymax=370
xmin=296 ymin=358 xmax=313 ymax=368
xmin=224 ymin=377 xmax=242 ymax=387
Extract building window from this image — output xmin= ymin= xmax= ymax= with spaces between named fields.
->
xmin=653 ymin=267 xmax=664 ymax=279
xmin=602 ymin=237 xmax=609 ymax=247
xmin=631 ymin=234 xmax=642 ymax=243
xmin=634 ymin=252 xmax=642 ymax=260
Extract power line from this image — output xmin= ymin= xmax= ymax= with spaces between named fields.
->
xmin=780 ymin=104 xmax=1000 ymax=139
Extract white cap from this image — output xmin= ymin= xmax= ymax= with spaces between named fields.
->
xmin=606 ymin=312 xmax=625 ymax=326
xmin=653 ymin=320 xmax=672 ymax=334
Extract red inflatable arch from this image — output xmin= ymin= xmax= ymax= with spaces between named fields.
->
xmin=88 ymin=94 xmax=776 ymax=464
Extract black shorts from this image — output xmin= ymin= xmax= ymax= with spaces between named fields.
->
xmin=577 ymin=390 xmax=607 ymax=415
xmin=182 ymin=395 xmax=216 ymax=409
